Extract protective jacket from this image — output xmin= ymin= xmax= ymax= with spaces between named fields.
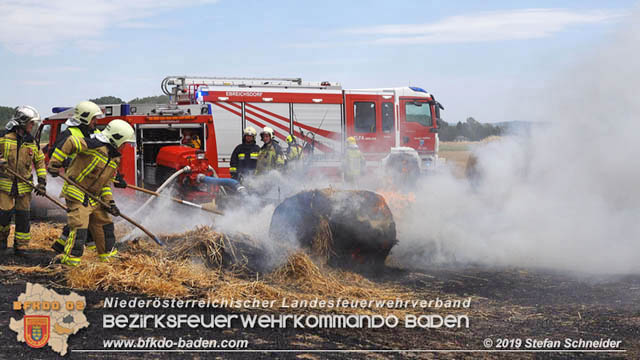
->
xmin=49 ymin=125 xmax=99 ymax=164
xmin=343 ymin=145 xmax=366 ymax=179
xmin=49 ymin=136 xmax=119 ymax=206
xmin=0 ymin=131 xmax=46 ymax=195
xmin=255 ymin=140 xmax=285 ymax=175
xmin=0 ymin=130 xmax=46 ymax=251
xmin=230 ymin=139 xmax=260 ymax=180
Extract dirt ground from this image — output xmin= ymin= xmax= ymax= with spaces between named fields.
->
xmin=1 ymin=243 xmax=638 ymax=359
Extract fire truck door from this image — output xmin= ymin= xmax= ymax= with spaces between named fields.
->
xmin=345 ymin=94 xmax=387 ymax=156
xmin=399 ymin=98 xmax=435 ymax=153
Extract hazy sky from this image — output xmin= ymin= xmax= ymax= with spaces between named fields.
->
xmin=0 ymin=0 xmax=634 ymax=123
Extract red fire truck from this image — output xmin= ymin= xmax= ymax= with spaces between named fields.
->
xmin=162 ymin=76 xmax=444 ymax=177
xmin=36 ymin=76 xmax=443 ymax=212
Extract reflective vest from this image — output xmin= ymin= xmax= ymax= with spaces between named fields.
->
xmin=343 ymin=147 xmax=365 ymax=178
xmin=255 ymin=142 xmax=285 ymax=175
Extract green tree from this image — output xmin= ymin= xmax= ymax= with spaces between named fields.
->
xmin=129 ymin=95 xmax=170 ymax=104
xmin=89 ymin=96 xmax=124 ymax=104
xmin=0 ymin=106 xmax=15 ymax=128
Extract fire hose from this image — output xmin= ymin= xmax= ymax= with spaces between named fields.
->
xmin=132 ymin=166 xmax=190 ymax=217
xmin=1 ymin=166 xmax=69 ymax=212
xmin=58 ymin=173 xmax=163 ymax=246
xmin=126 ymin=184 xmax=224 ymax=215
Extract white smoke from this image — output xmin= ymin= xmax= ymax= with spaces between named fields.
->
xmin=392 ymin=13 xmax=640 ymax=274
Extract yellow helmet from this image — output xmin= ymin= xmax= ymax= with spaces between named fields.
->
xmin=347 ymin=136 xmax=357 ymax=145
xmin=102 ymin=119 xmax=134 ymax=148
xmin=73 ymin=101 xmax=104 ymax=125
xmin=286 ymin=134 xmax=295 ymax=144
xmin=261 ymin=126 xmax=274 ymax=137
xmin=243 ymin=126 xmax=257 ymax=136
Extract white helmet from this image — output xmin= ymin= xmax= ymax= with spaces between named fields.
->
xmin=11 ymin=105 xmax=40 ymax=125
xmin=243 ymin=126 xmax=257 ymax=136
xmin=101 ymin=119 xmax=134 ymax=148
xmin=6 ymin=105 xmax=40 ymax=131
xmin=260 ymin=126 xmax=274 ymax=137
xmin=72 ymin=101 xmax=104 ymax=125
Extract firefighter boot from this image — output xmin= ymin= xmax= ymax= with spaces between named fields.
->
xmin=0 ymin=207 xmax=12 ymax=256
xmin=13 ymin=210 xmax=31 ymax=256
xmin=0 ymin=224 xmax=11 ymax=256
xmin=52 ymin=225 xmax=70 ymax=254
xmin=60 ymin=228 xmax=87 ymax=267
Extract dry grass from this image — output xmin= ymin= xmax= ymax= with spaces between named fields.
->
xmin=2 ymin=223 xmax=437 ymax=316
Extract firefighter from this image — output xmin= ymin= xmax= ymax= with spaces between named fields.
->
xmin=255 ymin=127 xmax=285 ymax=175
xmin=284 ymin=134 xmax=304 ymax=172
xmin=182 ymin=130 xmax=202 ymax=149
xmin=0 ymin=106 xmax=47 ymax=256
xmin=48 ymin=100 xmax=102 ymax=160
xmin=49 ymin=101 xmax=127 ymax=253
xmin=342 ymin=136 xmax=366 ymax=186
xmin=229 ymin=126 xmax=260 ymax=182
xmin=49 ymin=119 xmax=134 ymax=266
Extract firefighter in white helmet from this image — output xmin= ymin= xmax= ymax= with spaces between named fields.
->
xmin=229 ymin=126 xmax=260 ymax=182
xmin=343 ymin=136 xmax=366 ymax=186
xmin=0 ymin=106 xmax=47 ymax=256
xmin=49 ymin=119 xmax=134 ymax=266
xmin=255 ymin=126 xmax=284 ymax=175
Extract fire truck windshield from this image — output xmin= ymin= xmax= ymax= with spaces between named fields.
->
xmin=405 ymin=101 xmax=432 ymax=127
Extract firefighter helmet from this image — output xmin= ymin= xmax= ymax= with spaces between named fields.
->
xmin=11 ymin=105 xmax=40 ymax=126
xmin=101 ymin=119 xmax=134 ymax=148
xmin=261 ymin=126 xmax=274 ymax=137
xmin=286 ymin=134 xmax=296 ymax=144
xmin=6 ymin=105 xmax=41 ymax=131
xmin=347 ymin=136 xmax=357 ymax=145
xmin=73 ymin=101 xmax=104 ymax=125
xmin=243 ymin=126 xmax=257 ymax=136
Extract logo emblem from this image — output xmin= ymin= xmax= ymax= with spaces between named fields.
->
xmin=24 ymin=315 xmax=50 ymax=348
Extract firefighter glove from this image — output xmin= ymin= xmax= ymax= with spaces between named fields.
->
xmin=48 ymin=165 xmax=60 ymax=177
xmin=108 ymin=200 xmax=121 ymax=217
xmin=113 ymin=173 xmax=127 ymax=189
xmin=35 ymin=178 xmax=46 ymax=196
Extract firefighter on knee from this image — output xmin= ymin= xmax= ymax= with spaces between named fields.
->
xmin=343 ymin=136 xmax=366 ymax=186
xmin=0 ymin=106 xmax=47 ymax=256
xmin=229 ymin=126 xmax=260 ymax=182
xmin=255 ymin=127 xmax=285 ymax=175
xmin=49 ymin=119 xmax=134 ymax=266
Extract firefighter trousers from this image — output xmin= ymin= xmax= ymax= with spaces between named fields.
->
xmin=56 ymin=199 xmax=117 ymax=266
xmin=0 ymin=191 xmax=31 ymax=250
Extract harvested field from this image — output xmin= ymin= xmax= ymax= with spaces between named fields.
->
xmin=0 ymin=221 xmax=638 ymax=359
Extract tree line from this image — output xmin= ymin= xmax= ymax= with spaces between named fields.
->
xmin=438 ymin=117 xmax=502 ymax=141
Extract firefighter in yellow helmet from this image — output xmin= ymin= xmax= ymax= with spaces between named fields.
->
xmin=229 ymin=126 xmax=260 ymax=182
xmin=284 ymin=134 xmax=304 ymax=173
xmin=255 ymin=126 xmax=285 ymax=175
xmin=0 ymin=106 xmax=47 ymax=256
xmin=343 ymin=136 xmax=366 ymax=186
xmin=49 ymin=101 xmax=123 ymax=253
xmin=49 ymin=119 xmax=134 ymax=266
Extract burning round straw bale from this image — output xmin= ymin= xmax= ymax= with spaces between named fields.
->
xmin=269 ymin=189 xmax=397 ymax=267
